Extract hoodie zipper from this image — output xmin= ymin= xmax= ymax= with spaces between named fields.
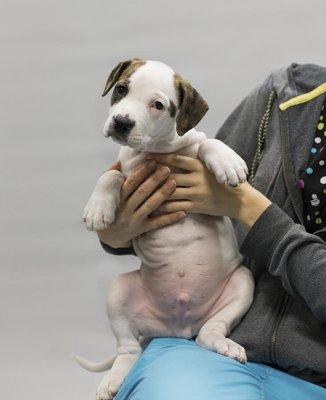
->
xmin=278 ymin=110 xmax=305 ymax=227
xmin=251 ymin=90 xmax=298 ymax=365
xmin=249 ymin=91 xmax=291 ymax=364
xmin=269 ymin=102 xmax=303 ymax=362
xmin=269 ymin=98 xmax=313 ymax=362
xmin=269 ymin=292 xmax=290 ymax=363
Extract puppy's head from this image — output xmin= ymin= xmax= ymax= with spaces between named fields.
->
xmin=102 ymin=58 xmax=208 ymax=151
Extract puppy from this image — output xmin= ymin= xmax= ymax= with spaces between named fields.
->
xmin=77 ymin=59 xmax=254 ymax=400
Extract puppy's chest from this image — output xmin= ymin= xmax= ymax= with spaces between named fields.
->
xmin=133 ymin=214 xmax=228 ymax=268
xmin=142 ymin=213 xmax=213 ymax=244
xmin=120 ymin=142 xmax=200 ymax=177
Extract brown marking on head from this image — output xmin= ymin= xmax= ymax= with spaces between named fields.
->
xmin=169 ymin=100 xmax=177 ymax=118
xmin=174 ymin=73 xmax=209 ymax=135
xmin=110 ymin=80 xmax=130 ymax=106
xmin=102 ymin=58 xmax=146 ymax=98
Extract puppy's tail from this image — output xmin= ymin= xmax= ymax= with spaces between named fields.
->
xmin=74 ymin=354 xmax=117 ymax=372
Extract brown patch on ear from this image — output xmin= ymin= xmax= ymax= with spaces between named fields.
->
xmin=174 ymin=73 xmax=209 ymax=135
xmin=102 ymin=58 xmax=146 ymax=97
xmin=169 ymin=100 xmax=177 ymax=118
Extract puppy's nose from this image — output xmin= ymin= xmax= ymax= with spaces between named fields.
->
xmin=113 ymin=115 xmax=135 ymax=134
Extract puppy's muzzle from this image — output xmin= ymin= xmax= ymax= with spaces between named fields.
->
xmin=105 ymin=115 xmax=136 ymax=140
xmin=112 ymin=115 xmax=135 ymax=134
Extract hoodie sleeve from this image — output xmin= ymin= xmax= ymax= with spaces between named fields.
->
xmin=100 ymin=240 xmax=136 ymax=256
xmin=241 ymin=203 xmax=326 ymax=322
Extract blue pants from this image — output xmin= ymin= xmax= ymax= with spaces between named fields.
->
xmin=115 ymin=337 xmax=326 ymax=400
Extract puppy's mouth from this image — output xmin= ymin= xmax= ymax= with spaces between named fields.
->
xmin=105 ymin=129 xmax=128 ymax=144
xmin=104 ymin=115 xmax=135 ymax=144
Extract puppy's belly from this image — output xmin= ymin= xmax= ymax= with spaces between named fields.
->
xmin=126 ymin=268 xmax=234 ymax=339
xmin=129 ymin=214 xmax=242 ymax=338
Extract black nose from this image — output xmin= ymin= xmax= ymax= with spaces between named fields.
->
xmin=113 ymin=115 xmax=135 ymax=134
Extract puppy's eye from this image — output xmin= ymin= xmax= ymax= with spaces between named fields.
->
xmin=115 ymin=85 xmax=127 ymax=96
xmin=152 ymin=101 xmax=164 ymax=110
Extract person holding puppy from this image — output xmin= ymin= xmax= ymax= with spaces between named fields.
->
xmin=98 ymin=63 xmax=326 ymax=399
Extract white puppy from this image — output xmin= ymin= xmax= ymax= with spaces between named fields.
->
xmin=78 ymin=59 xmax=254 ymax=400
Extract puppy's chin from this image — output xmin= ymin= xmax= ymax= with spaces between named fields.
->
xmin=126 ymin=134 xmax=175 ymax=153
xmin=104 ymin=129 xmax=173 ymax=152
xmin=126 ymin=137 xmax=145 ymax=151
xmin=125 ymin=131 xmax=146 ymax=150
xmin=104 ymin=131 xmax=144 ymax=150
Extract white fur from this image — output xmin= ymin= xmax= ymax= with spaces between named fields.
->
xmin=103 ymin=61 xmax=179 ymax=152
xmin=82 ymin=170 xmax=125 ymax=231
xmin=79 ymin=60 xmax=254 ymax=400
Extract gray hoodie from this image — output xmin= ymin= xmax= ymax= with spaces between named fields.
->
xmin=101 ymin=63 xmax=326 ymax=386
xmin=217 ymin=63 xmax=326 ymax=386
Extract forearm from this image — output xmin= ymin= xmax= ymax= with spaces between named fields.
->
xmin=238 ymin=192 xmax=326 ymax=322
xmin=226 ymin=182 xmax=272 ymax=230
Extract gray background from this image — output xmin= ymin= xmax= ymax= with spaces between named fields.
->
xmin=1 ymin=0 xmax=325 ymax=398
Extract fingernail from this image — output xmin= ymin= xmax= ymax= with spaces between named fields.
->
xmin=160 ymin=166 xmax=170 ymax=177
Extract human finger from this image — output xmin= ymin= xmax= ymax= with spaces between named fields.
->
xmin=168 ymin=187 xmax=193 ymax=201
xmin=170 ymin=172 xmax=196 ymax=187
xmin=121 ymin=160 xmax=157 ymax=200
xmin=157 ymin=200 xmax=193 ymax=213
xmin=145 ymin=211 xmax=186 ymax=231
xmin=135 ymin=179 xmax=176 ymax=218
xmin=127 ymin=166 xmax=171 ymax=211
xmin=102 ymin=160 xmax=121 ymax=174
xmin=146 ymin=153 xmax=200 ymax=172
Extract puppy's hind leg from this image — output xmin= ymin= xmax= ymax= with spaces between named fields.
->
xmin=196 ymin=266 xmax=254 ymax=363
xmin=96 ymin=275 xmax=142 ymax=400
xmin=96 ymin=326 xmax=140 ymax=400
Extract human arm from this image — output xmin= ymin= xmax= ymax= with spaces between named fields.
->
xmin=148 ymin=152 xmax=326 ymax=322
xmin=145 ymin=153 xmax=270 ymax=226
xmin=240 ymin=201 xmax=326 ymax=322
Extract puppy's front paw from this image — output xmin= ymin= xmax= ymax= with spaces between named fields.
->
xmin=82 ymin=194 xmax=117 ymax=231
xmin=82 ymin=170 xmax=124 ymax=231
xmin=199 ymin=139 xmax=248 ymax=186
xmin=212 ymin=156 xmax=248 ymax=187
xmin=96 ymin=371 xmax=125 ymax=400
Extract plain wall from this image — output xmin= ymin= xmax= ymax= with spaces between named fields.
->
xmin=1 ymin=1 xmax=325 ymax=398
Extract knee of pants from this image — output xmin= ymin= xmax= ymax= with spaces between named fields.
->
xmin=115 ymin=338 xmax=261 ymax=400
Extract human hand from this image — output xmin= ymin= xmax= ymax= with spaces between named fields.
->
xmin=97 ymin=160 xmax=186 ymax=248
xmin=146 ymin=153 xmax=271 ymax=229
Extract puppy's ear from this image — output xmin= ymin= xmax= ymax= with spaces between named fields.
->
xmin=102 ymin=60 xmax=132 ymax=97
xmin=102 ymin=58 xmax=144 ymax=97
xmin=175 ymin=74 xmax=209 ymax=135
